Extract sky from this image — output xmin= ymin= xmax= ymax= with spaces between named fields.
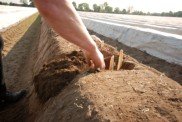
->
xmin=0 ymin=0 xmax=29 ymax=4
xmin=1 ymin=0 xmax=21 ymax=3
xmin=1 ymin=0 xmax=181 ymax=13
xmin=71 ymin=0 xmax=182 ymax=13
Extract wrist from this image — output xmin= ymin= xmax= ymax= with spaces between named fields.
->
xmin=85 ymin=39 xmax=98 ymax=53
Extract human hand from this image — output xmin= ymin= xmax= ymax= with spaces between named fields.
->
xmin=84 ymin=47 xmax=105 ymax=70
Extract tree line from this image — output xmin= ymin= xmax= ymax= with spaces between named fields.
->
xmin=0 ymin=0 xmax=34 ymax=7
xmin=72 ymin=1 xmax=182 ymax=17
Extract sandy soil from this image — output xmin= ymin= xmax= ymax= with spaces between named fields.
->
xmin=31 ymin=25 xmax=182 ymax=122
xmin=0 ymin=13 xmax=41 ymax=121
xmin=0 ymin=14 xmax=181 ymax=122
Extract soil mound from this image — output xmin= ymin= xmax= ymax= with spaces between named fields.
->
xmin=33 ymin=33 xmax=138 ymax=102
xmin=33 ymin=51 xmax=88 ymax=102
xmin=2 ymin=17 xmax=181 ymax=122
xmin=35 ymin=70 xmax=182 ymax=122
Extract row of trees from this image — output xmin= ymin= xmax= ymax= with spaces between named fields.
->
xmin=72 ymin=1 xmax=182 ymax=17
xmin=73 ymin=2 xmax=117 ymax=13
xmin=0 ymin=0 xmax=34 ymax=7
xmin=131 ymin=10 xmax=182 ymax=17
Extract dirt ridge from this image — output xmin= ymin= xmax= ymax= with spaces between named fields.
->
xmin=0 ymin=16 xmax=181 ymax=122
xmin=30 ymin=19 xmax=182 ymax=122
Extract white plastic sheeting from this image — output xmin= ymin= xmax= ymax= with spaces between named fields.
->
xmin=0 ymin=5 xmax=37 ymax=31
xmin=82 ymin=17 xmax=182 ymax=66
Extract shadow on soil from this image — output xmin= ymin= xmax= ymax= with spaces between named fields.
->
xmin=89 ymin=30 xmax=182 ymax=85
xmin=0 ymin=15 xmax=41 ymax=122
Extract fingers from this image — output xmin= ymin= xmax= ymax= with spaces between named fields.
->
xmin=90 ymin=48 xmax=105 ymax=70
xmin=83 ymin=48 xmax=105 ymax=70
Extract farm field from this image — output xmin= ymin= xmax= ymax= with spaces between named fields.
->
xmin=0 ymin=13 xmax=181 ymax=122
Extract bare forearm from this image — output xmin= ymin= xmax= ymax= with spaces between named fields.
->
xmin=34 ymin=0 xmax=97 ymax=52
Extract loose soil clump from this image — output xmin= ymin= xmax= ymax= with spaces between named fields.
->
xmin=33 ymin=51 xmax=88 ymax=102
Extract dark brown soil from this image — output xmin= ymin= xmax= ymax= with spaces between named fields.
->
xmin=33 ymin=51 xmax=88 ymax=102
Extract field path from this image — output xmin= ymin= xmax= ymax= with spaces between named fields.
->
xmin=0 ymin=13 xmax=41 ymax=121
